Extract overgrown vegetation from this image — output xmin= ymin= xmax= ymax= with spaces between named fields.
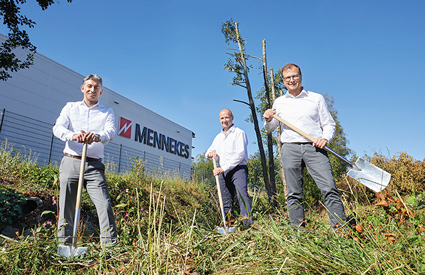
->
xmin=1 ymin=141 xmax=425 ymax=274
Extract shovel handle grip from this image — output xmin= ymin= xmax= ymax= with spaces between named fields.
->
xmin=272 ymin=115 xmax=357 ymax=169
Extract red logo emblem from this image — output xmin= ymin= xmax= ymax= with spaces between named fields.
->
xmin=118 ymin=117 xmax=132 ymax=139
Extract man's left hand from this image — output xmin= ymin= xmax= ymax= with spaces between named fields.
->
xmin=77 ymin=131 xmax=100 ymax=144
xmin=213 ymin=167 xmax=224 ymax=176
xmin=313 ymin=138 xmax=328 ymax=149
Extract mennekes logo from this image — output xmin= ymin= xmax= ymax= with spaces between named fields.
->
xmin=118 ymin=117 xmax=132 ymax=139
xmin=118 ymin=117 xmax=190 ymax=159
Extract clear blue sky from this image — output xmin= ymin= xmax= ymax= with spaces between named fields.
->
xmin=2 ymin=0 xmax=424 ymax=161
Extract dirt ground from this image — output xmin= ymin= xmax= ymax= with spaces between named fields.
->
xmin=1 ymin=190 xmax=57 ymax=238
xmin=1 ymin=189 xmax=100 ymax=240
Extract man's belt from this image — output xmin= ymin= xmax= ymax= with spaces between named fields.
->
xmin=64 ymin=153 xmax=100 ymax=162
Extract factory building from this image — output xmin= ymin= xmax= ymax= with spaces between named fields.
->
xmin=0 ymin=34 xmax=194 ymax=179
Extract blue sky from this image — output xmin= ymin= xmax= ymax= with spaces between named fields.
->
xmin=1 ymin=0 xmax=424 ymax=161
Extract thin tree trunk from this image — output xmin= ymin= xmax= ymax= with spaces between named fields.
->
xmin=270 ymin=68 xmax=287 ymax=198
xmin=262 ymin=40 xmax=276 ymax=206
xmin=234 ymin=22 xmax=273 ymax=202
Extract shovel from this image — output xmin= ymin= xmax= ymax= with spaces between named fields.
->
xmin=57 ymin=143 xmax=88 ymax=258
xmin=213 ymin=158 xmax=237 ymax=234
xmin=273 ymin=115 xmax=391 ymax=192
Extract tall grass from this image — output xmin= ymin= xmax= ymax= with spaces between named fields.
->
xmin=0 ymin=142 xmax=425 ymax=274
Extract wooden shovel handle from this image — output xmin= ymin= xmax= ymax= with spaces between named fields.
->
xmin=273 ymin=114 xmax=357 ymax=169
xmin=75 ymin=143 xmax=87 ymax=210
xmin=213 ymin=158 xmax=225 ymax=210
xmin=272 ymin=115 xmax=316 ymax=143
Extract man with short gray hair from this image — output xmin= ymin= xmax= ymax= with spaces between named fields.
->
xmin=53 ymin=74 xmax=117 ymax=247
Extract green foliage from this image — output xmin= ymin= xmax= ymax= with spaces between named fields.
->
xmin=0 ymin=140 xmax=58 ymax=190
xmin=247 ymin=151 xmax=283 ymax=191
xmin=191 ymin=153 xmax=214 ymax=186
xmin=0 ymin=140 xmax=36 ymax=183
xmin=247 ymin=152 xmax=263 ymax=189
xmin=0 ymin=0 xmax=73 ymax=80
xmin=369 ymin=152 xmax=425 ymax=194
xmin=221 ymin=18 xmax=252 ymax=87
xmin=105 ymin=158 xmax=219 ymax=242
xmin=221 ymin=18 xmax=244 ymax=47
xmin=326 ymin=95 xmax=353 ymax=179
xmin=1 ymin=141 xmax=425 ymax=273
xmin=254 ymin=68 xmax=286 ymax=122
xmin=21 ymin=165 xmax=58 ymax=189
xmin=0 ymin=185 xmax=25 ymax=229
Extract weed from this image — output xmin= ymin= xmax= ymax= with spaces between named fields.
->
xmin=1 ymin=141 xmax=425 ymax=274
xmin=0 ymin=185 xmax=26 ymax=230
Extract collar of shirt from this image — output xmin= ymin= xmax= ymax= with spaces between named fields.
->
xmin=221 ymin=124 xmax=235 ymax=135
xmin=80 ymin=100 xmax=100 ymax=109
xmin=283 ymin=89 xmax=308 ymax=99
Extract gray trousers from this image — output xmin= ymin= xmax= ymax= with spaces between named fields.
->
xmin=282 ymin=143 xmax=346 ymax=228
xmin=58 ymin=156 xmax=117 ymax=245
xmin=218 ymin=165 xmax=253 ymax=225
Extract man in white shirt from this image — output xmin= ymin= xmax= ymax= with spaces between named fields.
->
xmin=53 ymin=74 xmax=117 ymax=247
xmin=263 ymin=63 xmax=346 ymax=229
xmin=206 ymin=109 xmax=253 ymax=226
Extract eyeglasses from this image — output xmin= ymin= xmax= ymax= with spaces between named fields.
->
xmin=283 ymin=74 xmax=300 ymax=82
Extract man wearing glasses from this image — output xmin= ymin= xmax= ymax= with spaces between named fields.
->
xmin=263 ymin=63 xmax=346 ymax=229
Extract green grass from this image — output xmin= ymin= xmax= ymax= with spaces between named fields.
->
xmin=1 ymin=142 xmax=425 ymax=274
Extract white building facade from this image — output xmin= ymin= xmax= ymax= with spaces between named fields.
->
xmin=0 ymin=34 xmax=193 ymax=179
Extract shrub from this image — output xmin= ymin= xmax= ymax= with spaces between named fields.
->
xmin=369 ymin=152 xmax=425 ymax=194
xmin=21 ymin=165 xmax=59 ymax=190
xmin=0 ymin=140 xmax=37 ymax=184
xmin=0 ymin=184 xmax=26 ymax=230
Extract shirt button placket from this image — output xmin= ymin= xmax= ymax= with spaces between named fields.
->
xmin=86 ymin=108 xmax=90 ymax=132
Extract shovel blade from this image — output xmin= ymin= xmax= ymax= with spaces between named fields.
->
xmin=347 ymin=157 xmax=391 ymax=192
xmin=217 ymin=226 xmax=237 ymax=234
xmin=57 ymin=244 xmax=87 ymax=258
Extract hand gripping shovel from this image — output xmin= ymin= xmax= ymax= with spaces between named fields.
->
xmin=213 ymin=158 xmax=237 ymax=234
xmin=273 ymin=115 xmax=391 ymax=192
xmin=57 ymin=143 xmax=88 ymax=258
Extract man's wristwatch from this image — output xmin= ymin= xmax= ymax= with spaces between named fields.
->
xmin=94 ymin=134 xmax=101 ymax=142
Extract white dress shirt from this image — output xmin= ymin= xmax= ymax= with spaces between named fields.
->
xmin=53 ymin=101 xmax=115 ymax=159
xmin=264 ymin=90 xmax=335 ymax=143
xmin=205 ymin=125 xmax=248 ymax=174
